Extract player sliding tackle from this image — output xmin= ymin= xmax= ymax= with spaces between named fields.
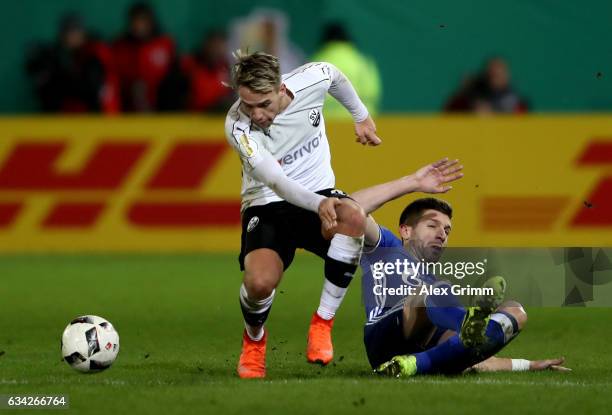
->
xmin=225 ymin=51 xmax=380 ymax=378
xmin=350 ymin=159 xmax=570 ymax=376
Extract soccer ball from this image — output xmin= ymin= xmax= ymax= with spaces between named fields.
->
xmin=61 ymin=315 xmax=120 ymax=373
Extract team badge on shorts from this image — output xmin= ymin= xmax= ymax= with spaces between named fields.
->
xmin=309 ymin=109 xmax=321 ymax=127
xmin=330 ymin=189 xmax=347 ymax=197
xmin=247 ymin=216 xmax=259 ymax=232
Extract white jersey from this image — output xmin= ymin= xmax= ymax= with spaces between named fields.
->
xmin=226 ymin=63 xmax=336 ymax=211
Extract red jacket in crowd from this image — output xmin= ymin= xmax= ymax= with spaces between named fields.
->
xmin=112 ymin=35 xmax=175 ymax=111
xmin=181 ymin=55 xmax=231 ymax=112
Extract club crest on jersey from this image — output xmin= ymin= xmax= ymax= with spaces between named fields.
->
xmin=239 ymin=133 xmax=257 ymax=157
xmin=247 ymin=216 xmax=259 ymax=232
xmin=309 ymin=109 xmax=321 ymax=127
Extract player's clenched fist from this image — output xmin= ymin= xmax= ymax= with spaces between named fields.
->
xmin=355 ymin=115 xmax=382 ymax=146
xmin=318 ymin=197 xmax=342 ymax=230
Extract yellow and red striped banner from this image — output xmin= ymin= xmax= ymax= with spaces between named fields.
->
xmin=0 ymin=115 xmax=610 ymax=251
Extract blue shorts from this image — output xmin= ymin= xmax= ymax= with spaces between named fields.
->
xmin=363 ymin=306 xmax=446 ymax=368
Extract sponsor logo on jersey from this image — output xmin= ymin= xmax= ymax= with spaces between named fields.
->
xmin=280 ymin=132 xmax=321 ymax=165
xmin=309 ymin=109 xmax=321 ymax=127
xmin=247 ymin=216 xmax=259 ymax=232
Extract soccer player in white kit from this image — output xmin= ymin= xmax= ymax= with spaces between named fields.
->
xmin=225 ymin=51 xmax=381 ymax=378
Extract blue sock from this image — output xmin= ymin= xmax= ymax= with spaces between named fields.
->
xmin=414 ymin=314 xmax=516 ymax=374
xmin=414 ymin=335 xmax=465 ymax=374
xmin=424 ymin=283 xmax=466 ymax=332
xmin=485 ymin=315 xmax=506 ymax=346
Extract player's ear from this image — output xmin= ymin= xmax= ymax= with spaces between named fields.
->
xmin=399 ymin=223 xmax=412 ymax=240
xmin=279 ymin=83 xmax=294 ymax=100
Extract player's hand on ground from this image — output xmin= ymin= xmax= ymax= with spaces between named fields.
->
xmin=530 ymin=357 xmax=572 ymax=372
xmin=318 ymin=197 xmax=341 ymax=230
xmin=354 ymin=116 xmax=382 ymax=146
xmin=414 ymin=157 xmax=464 ymax=193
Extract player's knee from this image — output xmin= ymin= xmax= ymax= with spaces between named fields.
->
xmin=499 ymin=300 xmax=528 ymax=331
xmin=243 ymin=265 xmax=279 ymax=300
xmin=514 ymin=306 xmax=528 ymax=331
xmin=405 ymin=291 xmax=426 ymax=308
xmin=336 ymin=201 xmax=366 ymax=236
xmin=242 ymin=249 xmax=283 ymax=299
xmin=243 ymin=276 xmax=275 ymax=300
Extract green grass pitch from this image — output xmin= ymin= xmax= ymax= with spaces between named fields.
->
xmin=1 ymin=254 xmax=610 ymax=414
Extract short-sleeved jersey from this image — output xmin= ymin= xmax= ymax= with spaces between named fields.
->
xmin=360 ymin=226 xmax=436 ymax=324
xmin=225 ymin=62 xmax=337 ymax=211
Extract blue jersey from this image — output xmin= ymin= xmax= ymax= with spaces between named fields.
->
xmin=360 ymin=226 xmax=436 ymax=324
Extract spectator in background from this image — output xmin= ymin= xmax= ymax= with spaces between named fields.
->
xmin=156 ymin=57 xmax=189 ymax=111
xmin=445 ymin=57 xmax=528 ymax=113
xmin=112 ymin=2 xmax=175 ymax=111
xmin=183 ymin=31 xmax=233 ymax=112
xmin=228 ymin=9 xmax=304 ymax=73
xmin=25 ymin=13 xmax=119 ymax=113
xmin=158 ymin=31 xmax=233 ymax=112
xmin=311 ymin=22 xmax=381 ymax=119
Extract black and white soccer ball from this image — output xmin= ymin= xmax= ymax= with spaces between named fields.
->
xmin=61 ymin=315 xmax=120 ymax=373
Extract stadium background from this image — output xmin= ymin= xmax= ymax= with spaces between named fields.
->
xmin=1 ymin=0 xmax=611 ymax=112
xmin=1 ymin=2 xmax=611 ymax=414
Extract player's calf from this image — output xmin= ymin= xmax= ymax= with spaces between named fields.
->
xmin=497 ymin=300 xmax=528 ymax=331
xmin=309 ymin=200 xmax=366 ymax=365
xmin=481 ymin=300 xmax=526 ymax=355
xmin=317 ymin=200 xmax=366 ymax=320
xmin=237 ymin=249 xmax=283 ymax=378
xmin=241 ymin=248 xmax=283 ymax=339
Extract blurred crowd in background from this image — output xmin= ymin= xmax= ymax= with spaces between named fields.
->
xmin=24 ymin=2 xmax=528 ymax=117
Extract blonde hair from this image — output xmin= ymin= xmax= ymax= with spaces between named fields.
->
xmin=228 ymin=50 xmax=281 ymax=93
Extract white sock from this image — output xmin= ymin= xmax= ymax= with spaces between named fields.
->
xmin=317 ymin=279 xmax=348 ymax=320
xmin=239 ymin=284 xmax=273 ymax=342
xmin=245 ymin=323 xmax=264 ymax=341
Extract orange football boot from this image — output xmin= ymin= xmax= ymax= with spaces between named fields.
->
xmin=237 ymin=329 xmax=267 ymax=379
xmin=306 ymin=312 xmax=334 ymax=365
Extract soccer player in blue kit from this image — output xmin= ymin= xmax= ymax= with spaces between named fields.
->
xmin=350 ymin=158 xmax=570 ymax=376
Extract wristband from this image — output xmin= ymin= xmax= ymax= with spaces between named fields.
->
xmin=511 ymin=359 xmax=530 ymax=371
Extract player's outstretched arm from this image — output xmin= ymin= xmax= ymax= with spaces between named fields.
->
xmin=323 ymin=62 xmax=381 ymax=146
xmin=469 ymin=356 xmax=571 ymax=373
xmin=352 ymin=158 xmax=463 ymax=247
xmin=351 ymin=158 xmax=464 ymax=215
